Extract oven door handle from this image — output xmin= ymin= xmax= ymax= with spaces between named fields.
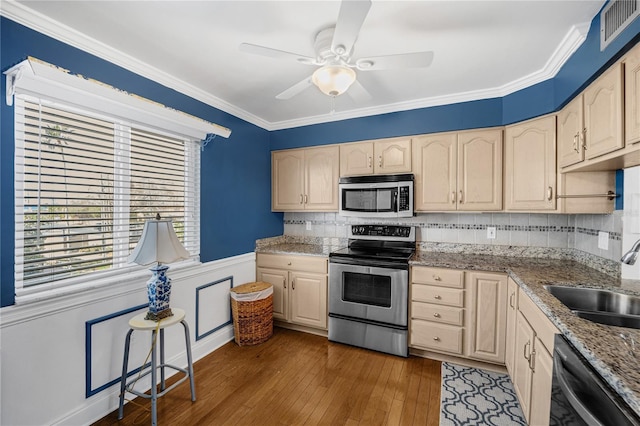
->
xmin=553 ymin=349 xmax=605 ymax=426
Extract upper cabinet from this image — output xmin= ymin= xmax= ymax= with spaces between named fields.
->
xmin=625 ymin=43 xmax=640 ymax=146
xmin=413 ymin=129 xmax=502 ymax=211
xmin=558 ymin=62 xmax=624 ymax=169
xmin=340 ymin=137 xmax=411 ymax=176
xmin=272 ymin=145 xmax=339 ymax=212
xmin=504 ymin=116 xmax=556 ymax=211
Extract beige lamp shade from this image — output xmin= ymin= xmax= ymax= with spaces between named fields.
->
xmin=128 ymin=218 xmax=190 ymax=266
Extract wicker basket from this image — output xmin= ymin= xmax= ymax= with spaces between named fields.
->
xmin=230 ymin=281 xmax=273 ymax=346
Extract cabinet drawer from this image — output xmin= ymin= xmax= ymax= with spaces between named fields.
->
xmin=518 ymin=289 xmax=559 ymax=352
xmin=412 ymin=302 xmax=464 ymax=326
xmin=257 ymin=253 xmax=327 ymax=273
xmin=411 ymin=320 xmax=464 ymax=354
xmin=412 ymin=284 xmax=464 ymax=307
xmin=412 ymin=266 xmax=464 ymax=288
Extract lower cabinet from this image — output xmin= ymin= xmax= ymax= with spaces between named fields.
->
xmin=256 ymin=253 xmax=328 ymax=330
xmin=509 ymin=287 xmax=558 ymax=425
xmin=410 ymin=266 xmax=507 ymax=364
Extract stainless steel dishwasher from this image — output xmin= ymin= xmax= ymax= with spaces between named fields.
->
xmin=550 ymin=334 xmax=640 ymax=426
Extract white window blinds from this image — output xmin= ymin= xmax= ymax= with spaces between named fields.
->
xmin=14 ymin=96 xmax=200 ymax=289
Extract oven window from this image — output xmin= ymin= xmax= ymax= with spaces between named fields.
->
xmin=342 ymin=188 xmax=396 ymax=212
xmin=342 ymin=272 xmax=392 ymax=307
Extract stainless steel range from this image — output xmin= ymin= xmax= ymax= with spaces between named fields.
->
xmin=328 ymin=224 xmax=415 ymax=357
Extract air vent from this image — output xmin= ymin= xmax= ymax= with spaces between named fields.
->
xmin=601 ymin=0 xmax=639 ymax=50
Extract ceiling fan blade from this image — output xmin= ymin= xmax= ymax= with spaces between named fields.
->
xmin=275 ymin=76 xmax=314 ymax=100
xmin=356 ymin=51 xmax=434 ymax=71
xmin=347 ymin=79 xmax=372 ymax=103
xmin=239 ymin=43 xmax=316 ymax=65
xmin=331 ymin=0 xmax=372 ymax=56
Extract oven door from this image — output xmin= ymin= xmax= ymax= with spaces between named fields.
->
xmin=328 ymin=262 xmax=408 ymax=327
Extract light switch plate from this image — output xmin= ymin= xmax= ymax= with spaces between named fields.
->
xmin=598 ymin=231 xmax=609 ymax=250
xmin=305 ymin=221 xmax=312 ymax=231
xmin=487 ymin=227 xmax=496 ymax=239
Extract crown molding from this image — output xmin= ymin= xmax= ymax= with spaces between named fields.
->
xmin=2 ymin=1 xmax=589 ymax=132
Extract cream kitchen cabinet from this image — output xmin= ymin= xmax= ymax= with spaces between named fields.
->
xmin=272 ymin=145 xmax=339 ymax=212
xmin=626 ymin=42 xmax=640 ymax=147
xmin=558 ymin=62 xmax=624 ymax=168
xmin=256 ymin=253 xmax=328 ymax=330
xmin=504 ymin=277 xmax=519 ymax=376
xmin=510 ymin=287 xmax=558 ymax=425
xmin=465 ymin=271 xmax=508 ymax=364
xmin=339 ymin=137 xmax=411 ymax=176
xmin=410 ymin=266 xmax=466 ymax=355
xmin=413 ymin=128 xmax=503 ymax=211
xmin=504 ymin=116 xmax=556 ymax=211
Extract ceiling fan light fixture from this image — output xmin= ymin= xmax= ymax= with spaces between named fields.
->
xmin=312 ymin=64 xmax=356 ymax=97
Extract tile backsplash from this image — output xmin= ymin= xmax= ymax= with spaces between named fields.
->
xmin=284 ymin=211 xmax=624 ymax=263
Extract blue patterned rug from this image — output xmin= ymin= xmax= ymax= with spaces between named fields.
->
xmin=440 ymin=362 xmax=527 ymax=425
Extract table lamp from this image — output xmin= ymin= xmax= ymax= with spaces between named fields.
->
xmin=128 ymin=214 xmax=190 ymax=321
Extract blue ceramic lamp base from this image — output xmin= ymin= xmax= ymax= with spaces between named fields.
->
xmin=144 ymin=264 xmax=174 ymax=321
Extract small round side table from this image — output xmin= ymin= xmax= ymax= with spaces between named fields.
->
xmin=117 ymin=308 xmax=196 ymax=426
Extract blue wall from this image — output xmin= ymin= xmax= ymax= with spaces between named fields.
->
xmin=270 ymin=9 xmax=640 ymax=150
xmin=0 ymin=17 xmax=282 ymax=307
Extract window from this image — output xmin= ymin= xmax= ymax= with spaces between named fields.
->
xmin=14 ymin=97 xmax=201 ymax=290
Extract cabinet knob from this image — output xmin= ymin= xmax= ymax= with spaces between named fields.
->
xmin=547 ymin=186 xmax=553 ymax=201
xmin=451 ymin=191 xmax=456 ymax=204
xmin=434 ymin=295 xmax=442 ymax=300
xmin=433 ymin=313 xmax=441 ymax=318
xmin=368 ymin=156 xmax=372 ymax=168
xmin=378 ymin=155 xmax=383 ymax=168
xmin=304 ymin=194 xmax=308 ymax=204
xmin=299 ymin=194 xmax=304 ymax=204
xmin=459 ymin=190 xmax=463 ymax=204
xmin=433 ymin=275 xmax=441 ymax=281
xmin=287 ymin=262 xmax=292 ymax=266
xmin=433 ymin=336 xmax=440 ymax=341
xmin=292 ymin=279 xmax=295 ymax=290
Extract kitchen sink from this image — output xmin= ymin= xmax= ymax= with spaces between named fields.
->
xmin=544 ymin=285 xmax=640 ymax=329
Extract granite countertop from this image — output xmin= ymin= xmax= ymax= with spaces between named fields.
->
xmin=255 ymin=239 xmax=640 ymax=416
xmin=412 ymin=251 xmax=640 ymax=417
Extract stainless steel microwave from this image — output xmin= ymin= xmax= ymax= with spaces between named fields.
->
xmin=338 ymin=174 xmax=414 ymax=218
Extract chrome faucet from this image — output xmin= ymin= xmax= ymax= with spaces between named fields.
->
xmin=621 ymin=238 xmax=640 ymax=265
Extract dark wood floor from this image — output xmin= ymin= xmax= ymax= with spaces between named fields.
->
xmin=94 ymin=327 xmax=442 ymax=426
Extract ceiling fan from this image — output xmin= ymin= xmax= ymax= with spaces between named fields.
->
xmin=239 ymin=0 xmax=434 ymax=102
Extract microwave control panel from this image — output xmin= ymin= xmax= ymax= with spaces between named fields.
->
xmin=399 ymin=186 xmax=410 ymax=211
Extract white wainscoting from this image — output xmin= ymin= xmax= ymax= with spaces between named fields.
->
xmin=0 ymin=252 xmax=256 ymax=426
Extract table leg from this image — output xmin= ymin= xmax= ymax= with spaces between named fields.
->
xmin=181 ymin=320 xmax=196 ymax=401
xmin=118 ymin=328 xmax=134 ymax=420
xmin=160 ymin=328 xmax=166 ymax=391
xmin=150 ymin=330 xmax=157 ymax=426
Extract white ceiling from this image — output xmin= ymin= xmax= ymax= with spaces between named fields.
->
xmin=4 ymin=0 xmax=605 ymax=130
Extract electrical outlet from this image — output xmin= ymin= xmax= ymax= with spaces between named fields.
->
xmin=598 ymin=231 xmax=609 ymax=250
xmin=305 ymin=221 xmax=312 ymax=231
xmin=487 ymin=227 xmax=496 ymax=239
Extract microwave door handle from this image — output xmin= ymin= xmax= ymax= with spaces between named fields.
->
xmin=553 ymin=352 xmax=605 ymax=426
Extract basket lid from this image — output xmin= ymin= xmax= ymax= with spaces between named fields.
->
xmin=230 ymin=281 xmax=272 ymax=295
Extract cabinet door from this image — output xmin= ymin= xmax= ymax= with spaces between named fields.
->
xmin=457 ymin=129 xmax=503 ymax=211
xmin=505 ymin=116 xmax=556 ymax=211
xmin=557 ymin=96 xmax=584 ymax=168
xmin=513 ymin=311 xmax=534 ymax=423
xmin=412 ymin=134 xmax=457 ymax=211
xmin=256 ymin=267 xmax=288 ymax=321
xmin=466 ymin=272 xmax=507 ymax=364
xmin=529 ymin=339 xmax=553 ymax=426
xmin=272 ymin=150 xmax=305 ymax=211
xmin=290 ymin=271 xmax=327 ymax=329
xmin=583 ymin=62 xmax=624 ymax=159
xmin=505 ymin=278 xmax=519 ymax=376
xmin=340 ymin=142 xmax=373 ymax=176
xmin=304 ymin=146 xmax=339 ymax=211
xmin=374 ymin=138 xmax=412 ymax=174
xmin=625 ymin=44 xmax=640 ymax=146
